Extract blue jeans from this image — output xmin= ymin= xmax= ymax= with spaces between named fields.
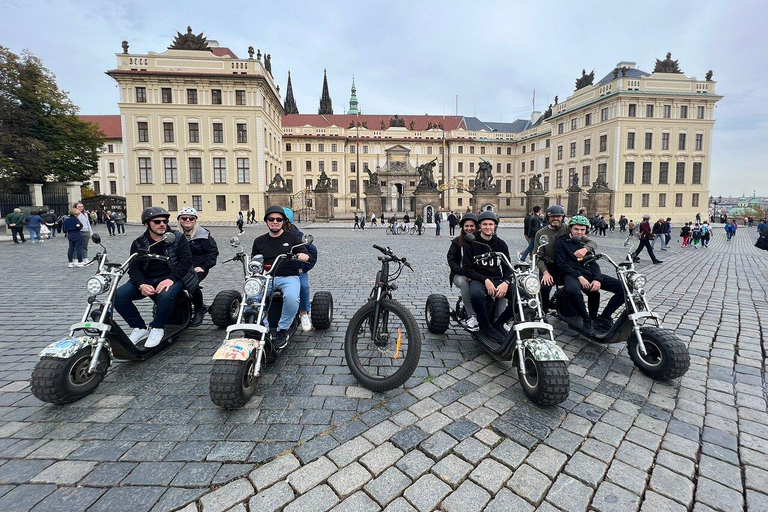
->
xmin=299 ymin=272 xmax=310 ymax=312
xmin=28 ymin=227 xmax=41 ymax=242
xmin=435 ymin=222 xmax=441 ymax=236
xmin=651 ymin=235 xmax=666 ymax=250
xmin=48 ymin=225 xmax=56 ymax=237
xmin=520 ymin=237 xmax=535 ymax=261
xmin=115 ymin=278 xmax=184 ymax=329
xmin=255 ymin=276 xmax=300 ymax=331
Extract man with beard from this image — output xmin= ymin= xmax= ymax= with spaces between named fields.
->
xmin=555 ymin=216 xmax=624 ymax=336
xmin=115 ymin=207 xmax=198 ymax=348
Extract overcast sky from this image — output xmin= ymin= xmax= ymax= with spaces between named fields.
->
xmin=2 ymin=0 xmax=766 ymax=197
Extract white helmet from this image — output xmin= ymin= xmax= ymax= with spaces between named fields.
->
xmin=177 ymin=207 xmax=198 ymax=219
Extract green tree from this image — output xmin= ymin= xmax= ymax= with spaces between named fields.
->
xmin=0 ymin=46 xmax=104 ymax=189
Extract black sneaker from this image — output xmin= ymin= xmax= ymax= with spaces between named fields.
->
xmin=274 ymin=330 xmax=288 ymax=350
xmin=653 ymin=260 xmax=663 ymax=264
xmin=595 ymin=316 xmax=613 ymax=330
xmin=190 ymin=307 xmax=206 ymax=326
xmin=582 ymin=319 xmax=595 ymax=337
xmin=632 ymin=256 xmax=641 ymax=263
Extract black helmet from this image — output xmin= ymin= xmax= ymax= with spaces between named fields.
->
xmin=477 ymin=210 xmax=499 ymax=224
xmin=141 ymin=206 xmax=170 ymax=224
xmin=546 ymin=205 xmax=566 ymax=218
xmin=263 ymin=205 xmax=287 ymax=222
xmin=459 ymin=213 xmax=479 ymax=226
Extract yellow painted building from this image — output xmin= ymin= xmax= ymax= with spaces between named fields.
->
xmin=107 ymin=32 xmax=283 ymax=222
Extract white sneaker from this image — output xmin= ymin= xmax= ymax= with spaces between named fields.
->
xmin=76 ymin=262 xmax=86 ymax=267
xmin=128 ymin=328 xmax=150 ymax=344
xmin=466 ymin=316 xmax=480 ymax=331
xmin=68 ymin=262 xmax=76 ymax=268
xmin=144 ymin=328 xmax=164 ymax=348
xmin=300 ymin=314 xmax=313 ymax=332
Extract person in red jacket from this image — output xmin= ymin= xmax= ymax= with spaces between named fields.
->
xmin=631 ymin=214 xmax=663 ymax=264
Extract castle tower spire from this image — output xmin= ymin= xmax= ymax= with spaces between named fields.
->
xmin=348 ymin=75 xmax=359 ymax=115
xmin=318 ymin=69 xmax=333 ymax=115
xmin=284 ymin=71 xmax=298 ymax=114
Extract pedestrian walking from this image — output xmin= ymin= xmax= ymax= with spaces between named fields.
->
xmin=651 ymin=218 xmax=667 ymax=251
xmin=631 ymin=215 xmax=663 ymax=264
xmin=236 ymin=211 xmax=244 ymax=234
xmin=665 ymin=217 xmax=672 ymax=247
xmin=609 ymin=215 xmax=616 ymax=232
xmin=105 ymin=210 xmax=116 ymax=236
xmin=680 ymin=223 xmax=691 ymax=246
xmin=75 ymin=202 xmax=93 ymax=258
xmin=249 ymin=207 xmax=256 ymax=224
xmin=41 ymin=209 xmax=57 ymax=238
xmin=521 ymin=205 xmax=544 ymax=260
xmin=371 ymin=212 xmax=377 ymax=226
xmin=628 ymin=219 xmax=635 ymax=237
xmin=448 ymin=211 xmax=458 ymax=236
xmin=360 ymin=213 xmax=366 ymax=230
xmin=114 ymin=210 xmax=126 ymax=235
xmin=619 ymin=215 xmax=628 ymax=232
xmin=24 ymin=210 xmax=45 ymax=243
xmin=725 ymin=220 xmax=737 ymax=241
xmin=63 ymin=208 xmax=84 ymax=267
xmin=5 ymin=208 xmax=27 ymax=243
xmin=435 ymin=211 xmax=442 ymax=237
xmin=353 ymin=213 xmax=360 ymax=230
xmin=691 ymin=223 xmax=702 ymax=248
xmin=701 ymin=221 xmax=711 ymax=247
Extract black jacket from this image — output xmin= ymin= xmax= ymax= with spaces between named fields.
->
xmin=447 ymin=236 xmax=464 ymax=286
xmin=554 ymin=234 xmax=603 ymax=282
xmin=527 ymin=214 xmax=544 ymax=239
xmin=462 ymin=234 xmax=512 ymax=282
xmin=129 ymin=229 xmax=198 ymax=291
xmin=187 ymin=227 xmax=219 ymax=271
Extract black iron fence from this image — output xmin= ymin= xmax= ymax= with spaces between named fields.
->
xmin=0 ymin=192 xmax=32 ymax=217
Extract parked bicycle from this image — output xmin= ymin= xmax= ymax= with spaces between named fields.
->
xmin=345 ymin=245 xmax=421 ymax=391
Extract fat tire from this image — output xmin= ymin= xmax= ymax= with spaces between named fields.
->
xmin=425 ymin=294 xmax=451 ymax=334
xmin=517 ymin=351 xmax=569 ymax=406
xmin=628 ymin=326 xmax=690 ymax=380
xmin=311 ymin=291 xmax=334 ymax=330
xmin=209 ymin=355 xmax=258 ymax=409
xmin=210 ymin=290 xmax=241 ymax=328
xmin=345 ymin=298 xmax=421 ymax=392
xmin=30 ymin=348 xmax=109 ymax=405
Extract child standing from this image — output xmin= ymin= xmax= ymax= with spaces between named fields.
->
xmin=63 ymin=208 xmax=84 ymax=267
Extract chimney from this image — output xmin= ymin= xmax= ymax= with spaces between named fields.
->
xmin=531 ymin=111 xmax=542 ymax=124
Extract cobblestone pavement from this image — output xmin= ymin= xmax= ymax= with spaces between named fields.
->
xmin=0 ymin=224 xmax=766 ymax=512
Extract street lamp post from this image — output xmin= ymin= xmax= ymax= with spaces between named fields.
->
xmin=355 ymin=119 xmax=361 ymax=213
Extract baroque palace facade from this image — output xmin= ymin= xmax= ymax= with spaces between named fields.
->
xmin=86 ymin=30 xmax=721 ymax=222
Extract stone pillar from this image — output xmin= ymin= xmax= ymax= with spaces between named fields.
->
xmin=28 ymin=183 xmax=44 ymax=208
xmin=364 ymin=184 xmax=382 ymax=218
xmin=264 ymin=192 xmax=291 ymax=209
xmin=413 ymin=189 xmax=440 ymax=222
xmin=65 ymin=181 xmax=83 ymax=208
xmin=314 ymin=189 xmax=334 ymax=222
xmin=567 ymin=185 xmax=583 ymax=216
xmin=587 ymin=187 xmax=613 ymax=218
xmin=472 ymin=189 xmax=500 ymax=214
xmin=525 ymin=188 xmax=546 ymax=213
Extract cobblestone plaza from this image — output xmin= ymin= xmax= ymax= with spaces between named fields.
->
xmin=0 ymin=225 xmax=765 ymax=512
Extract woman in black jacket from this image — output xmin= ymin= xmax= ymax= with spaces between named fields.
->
xmin=177 ymin=207 xmax=219 ymax=325
xmin=446 ymin=214 xmax=479 ymax=330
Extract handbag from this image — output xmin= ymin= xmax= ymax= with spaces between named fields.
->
xmin=40 ymin=225 xmax=50 ymax=237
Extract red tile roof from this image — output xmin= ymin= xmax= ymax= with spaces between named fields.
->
xmin=79 ymin=115 xmax=122 ymax=139
xmin=211 ymin=47 xmax=239 ymax=59
xmin=283 ymin=114 xmax=466 ymax=131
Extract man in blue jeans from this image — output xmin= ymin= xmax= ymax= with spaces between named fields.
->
xmin=251 ymin=205 xmax=309 ymax=348
xmin=115 ymin=207 xmax=199 ymax=348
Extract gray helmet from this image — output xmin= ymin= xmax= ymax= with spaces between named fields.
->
xmin=263 ymin=205 xmax=287 ymax=222
xmin=477 ymin=210 xmax=499 ymax=224
xmin=546 ymin=204 xmax=566 ymax=218
xmin=141 ymin=206 xmax=170 ymax=224
xmin=459 ymin=213 xmax=479 ymax=227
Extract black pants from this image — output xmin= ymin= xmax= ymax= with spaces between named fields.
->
xmin=10 ymin=226 xmax=25 ymax=243
xmin=192 ymin=268 xmax=209 ymax=312
xmin=539 ymin=266 xmax=560 ymax=313
xmin=563 ymin=274 xmax=625 ymax=320
xmin=469 ymin=279 xmax=515 ymax=330
xmin=449 ymin=225 xmax=456 ymax=236
xmin=632 ymin=238 xmax=661 ymax=263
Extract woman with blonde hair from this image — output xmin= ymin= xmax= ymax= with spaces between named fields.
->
xmin=177 ymin=207 xmax=219 ymax=325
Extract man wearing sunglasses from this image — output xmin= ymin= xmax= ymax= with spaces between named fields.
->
xmin=114 ymin=206 xmax=198 ymax=348
xmin=250 ymin=205 xmax=309 ymax=349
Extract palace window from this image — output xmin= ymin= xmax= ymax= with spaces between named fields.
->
xmin=646 ymin=104 xmax=654 ymax=118
xmin=628 ymin=104 xmax=637 ymax=117
xmin=663 ymin=105 xmax=671 ymax=118
xmin=216 ymin=195 xmax=226 ymax=211
xmin=212 ymin=89 xmax=222 ymax=104
xmin=331 ymin=143 xmax=338 ymax=152
xmin=161 ymin=88 xmax=172 ymax=103
xmin=680 ymin=105 xmax=688 ymax=118
xmin=697 ymin=106 xmax=705 ymax=119
xmin=659 ymin=193 xmax=666 ymax=207
xmin=557 ymin=145 xmax=563 ymax=160
xmin=676 ymin=162 xmax=685 ymax=184
xmin=138 ymin=157 xmax=152 ymax=184
xmin=189 ymin=158 xmax=203 ymax=184
xmin=584 ymin=138 xmax=591 ymax=155
xmin=164 ymin=157 xmax=178 ymax=184
xmin=285 ymin=142 xmax=292 ymax=151
xmin=642 ymin=193 xmax=650 ymax=207
xmin=350 ymin=179 xmax=357 ymax=193
xmin=571 ymin=119 xmax=577 ymax=131
xmin=237 ymin=123 xmax=247 ymax=143
xmin=187 ymin=89 xmax=198 ymax=104
xmin=213 ymin=157 xmax=227 ymax=183
xmin=678 ymin=133 xmax=686 ymax=151
xmin=556 ymin=169 xmax=563 ymax=188
xmin=570 ymin=142 xmax=576 ymax=158
xmin=192 ymin=195 xmax=203 ymax=210
xmin=110 ymin=181 xmax=117 ymax=194
xmin=236 ymin=90 xmax=246 ymax=105
xmin=506 ymin=163 xmax=511 ymax=173
xmin=307 ymin=161 xmax=312 ymax=172
xmin=458 ymin=146 xmax=463 ymax=154
xmin=695 ymin=133 xmax=703 ymax=151
xmin=692 ymin=162 xmax=702 ymax=184
xmin=544 ymin=176 xmax=550 ymax=191
xmin=286 ymin=161 xmax=292 ymax=173
xmin=319 ymin=143 xmax=325 ymax=152
xmin=522 ymin=146 xmax=526 ymax=154
xmin=137 ymin=122 xmax=149 ymax=142
xmin=645 ymin=132 xmax=653 ymax=150
xmin=109 ymin=162 xmax=115 ymax=173
xmin=142 ymin=196 xmax=152 ymax=209
xmin=319 ymin=161 xmax=325 ymax=173
xmin=213 ymin=123 xmax=224 ymax=143
xmin=642 ymin=162 xmax=652 ymax=183
xmin=661 ymin=132 xmax=669 ymax=150
xmin=522 ymin=162 xmax=525 ymax=173
xmin=136 ymin=87 xmax=146 ymax=103
xmin=659 ymin=162 xmax=669 ymax=184
xmin=675 ymin=193 xmax=683 ymax=207
xmin=627 ymin=132 xmax=635 ymax=150
xmin=306 ymin=143 xmax=313 ymax=152
xmin=692 ymin=193 xmax=700 ymax=207
xmin=624 ymin=193 xmax=633 ymax=208
xmin=480 ymin=146 xmax=486 ymax=155
xmin=624 ymin=162 xmax=635 ymax=184
xmin=469 ymin=162 xmax=475 ymax=173
xmin=458 ymin=162 xmax=463 ymax=173
xmin=558 ymin=123 xmax=564 ymax=134
xmin=601 ymin=107 xmax=608 ymax=121
xmin=585 ymin=113 xmax=592 ymax=126
xmin=331 ymin=161 xmax=338 ymax=172
xmin=163 ymin=122 xmax=174 ymax=143
xmin=189 ymin=122 xmax=199 ymax=143
xmin=93 ymin=181 xmax=100 ymax=194
xmin=470 ymin=146 xmax=475 ymax=154
xmin=496 ymin=146 xmax=501 ymax=155
xmin=240 ymin=195 xmax=250 ymax=211
xmin=167 ymin=195 xmax=178 ymax=211
xmin=507 ymin=147 xmax=512 ymax=154
xmin=237 ymin=158 xmax=250 ymax=183
xmin=582 ymin=166 xmax=590 ymax=187
xmin=363 ymin=145 xmax=369 ymax=154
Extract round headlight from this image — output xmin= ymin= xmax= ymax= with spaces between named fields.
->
xmin=86 ymin=276 xmax=107 ymax=296
xmin=629 ymin=274 xmax=647 ymax=290
xmin=244 ymin=278 xmax=265 ymax=297
xmin=519 ymin=275 xmax=541 ymax=295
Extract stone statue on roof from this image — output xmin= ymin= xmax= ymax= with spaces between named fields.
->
xmin=410 ymin=120 xmax=415 ymax=130
xmin=389 ymin=115 xmax=406 ymax=128
xmin=122 ymin=41 xmax=129 ymax=54
xmin=575 ymin=69 xmax=595 ymax=90
xmin=248 ymin=46 xmax=254 ymax=59
xmin=554 ymin=95 xmax=559 ymax=105
xmin=415 ymin=159 xmax=438 ymax=191
xmin=654 ymin=52 xmax=682 ymax=73
xmin=705 ymin=70 xmax=713 ymax=81
xmin=169 ymin=26 xmax=209 ymax=50
xmin=380 ymin=119 xmax=385 ymax=130
xmin=265 ymin=54 xmax=272 ymax=74
xmin=543 ymin=104 xmax=553 ymax=119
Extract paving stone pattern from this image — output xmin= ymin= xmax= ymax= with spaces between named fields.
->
xmin=0 ymin=224 xmax=766 ymax=511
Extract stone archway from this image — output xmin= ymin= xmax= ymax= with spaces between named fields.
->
xmin=481 ymin=203 xmax=495 ymax=212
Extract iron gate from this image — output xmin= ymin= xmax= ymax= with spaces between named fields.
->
xmin=290 ymin=188 xmax=316 ymax=223
xmin=0 ymin=192 xmax=32 ymax=217
xmin=42 ymin=185 xmax=70 ymax=216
